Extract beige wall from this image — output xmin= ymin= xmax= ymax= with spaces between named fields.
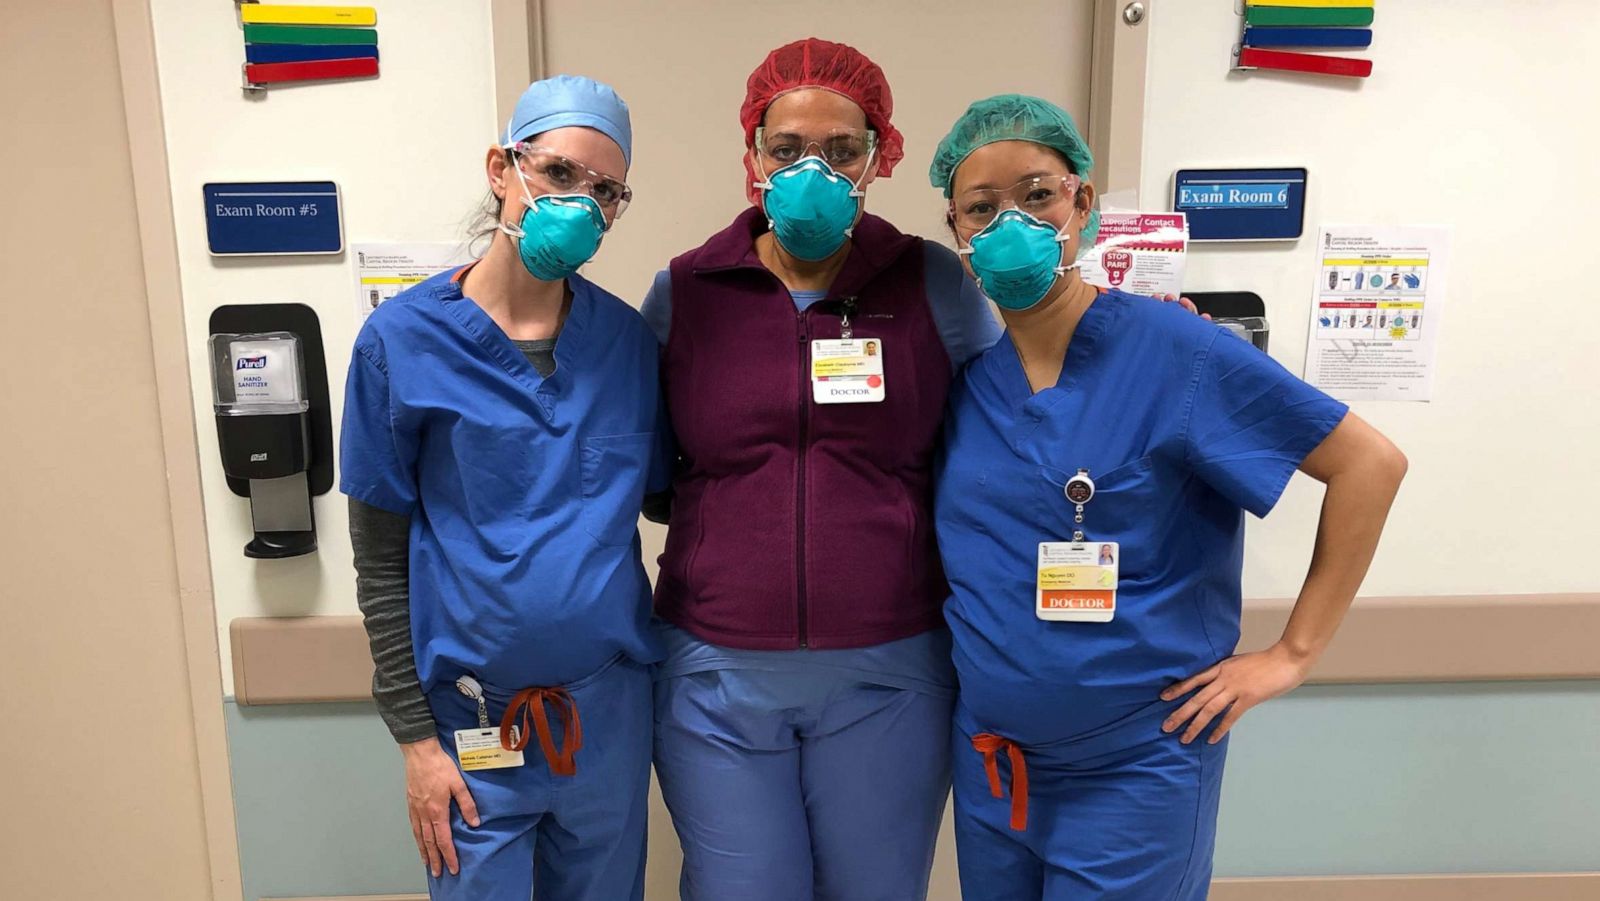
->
xmin=0 ymin=2 xmax=216 ymax=898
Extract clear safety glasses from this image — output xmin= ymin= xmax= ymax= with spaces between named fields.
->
xmin=509 ymin=142 xmax=633 ymax=219
xmin=951 ymin=174 xmax=1081 ymax=231
xmin=754 ymin=126 xmax=877 ymax=171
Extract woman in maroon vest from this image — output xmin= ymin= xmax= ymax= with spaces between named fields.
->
xmin=639 ymin=39 xmax=1002 ymax=900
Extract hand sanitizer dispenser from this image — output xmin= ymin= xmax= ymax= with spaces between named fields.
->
xmin=208 ymin=331 xmax=317 ymax=558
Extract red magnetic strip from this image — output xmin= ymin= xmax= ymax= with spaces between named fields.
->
xmin=245 ymin=57 xmax=380 ymax=85
xmin=1237 ymin=47 xmax=1372 ymax=78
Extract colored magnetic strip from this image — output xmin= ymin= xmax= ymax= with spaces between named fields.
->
xmin=245 ymin=56 xmax=379 ymax=86
xmin=238 ymin=4 xmax=376 ymax=27
xmin=1245 ymin=0 xmax=1373 ymax=8
xmin=1245 ymin=5 xmax=1374 ymax=26
xmin=1236 ymin=47 xmax=1373 ymax=78
xmin=245 ymin=43 xmax=379 ymax=64
xmin=1243 ymin=26 xmax=1373 ymax=49
xmin=243 ymin=23 xmax=378 ymax=45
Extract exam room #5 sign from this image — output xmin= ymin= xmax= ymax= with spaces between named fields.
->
xmin=203 ymin=181 xmax=344 ymax=255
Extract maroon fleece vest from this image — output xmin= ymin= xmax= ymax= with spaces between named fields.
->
xmin=655 ymin=207 xmax=952 ymax=649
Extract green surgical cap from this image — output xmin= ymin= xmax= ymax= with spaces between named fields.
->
xmin=928 ymin=94 xmax=1094 ymax=197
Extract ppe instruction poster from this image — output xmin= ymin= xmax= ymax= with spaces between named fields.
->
xmin=1304 ymin=225 xmax=1451 ymax=402
xmin=1079 ymin=212 xmax=1189 ymax=299
xmin=353 ymin=242 xmax=471 ymax=324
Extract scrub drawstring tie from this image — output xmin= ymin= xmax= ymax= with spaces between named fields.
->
xmin=972 ymin=733 xmax=1028 ymax=831
xmin=501 ymin=687 xmax=583 ymax=777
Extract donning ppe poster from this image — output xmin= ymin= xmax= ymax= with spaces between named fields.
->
xmin=352 ymin=242 xmax=471 ymax=324
xmin=1304 ymin=225 xmax=1451 ymax=402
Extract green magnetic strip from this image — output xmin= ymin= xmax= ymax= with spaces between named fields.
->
xmin=242 ymin=24 xmax=379 ymax=45
xmin=1245 ymin=7 xmax=1374 ymax=27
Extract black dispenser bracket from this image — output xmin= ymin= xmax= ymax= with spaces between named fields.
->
xmin=208 ymin=303 xmax=334 ymax=499
xmin=1186 ymin=291 xmax=1271 ymax=353
xmin=208 ymin=303 xmax=334 ymax=558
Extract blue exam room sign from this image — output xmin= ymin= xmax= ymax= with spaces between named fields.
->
xmin=203 ymin=181 xmax=343 ymax=255
xmin=1172 ymin=168 xmax=1307 ymax=242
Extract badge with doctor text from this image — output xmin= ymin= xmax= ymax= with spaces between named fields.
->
xmin=1037 ymin=541 xmax=1119 ymax=622
xmin=812 ymin=338 xmax=886 ymax=404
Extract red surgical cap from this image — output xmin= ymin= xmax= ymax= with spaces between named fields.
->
xmin=739 ymin=37 xmax=905 ymax=202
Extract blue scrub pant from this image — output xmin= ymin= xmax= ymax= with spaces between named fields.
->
xmin=425 ymin=655 xmax=652 ymax=901
xmin=951 ymin=703 xmax=1226 ymax=901
xmin=654 ymin=668 xmax=954 ymax=900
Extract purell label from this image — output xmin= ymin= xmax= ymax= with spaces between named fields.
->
xmin=230 ymin=341 xmax=298 ymax=404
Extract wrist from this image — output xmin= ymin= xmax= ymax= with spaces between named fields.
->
xmin=1272 ymin=637 xmax=1320 ymax=673
xmin=399 ymin=736 xmax=441 ymax=759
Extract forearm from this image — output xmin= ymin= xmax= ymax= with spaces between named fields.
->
xmin=1278 ymin=450 xmax=1407 ymax=665
xmin=348 ymin=498 xmax=437 ymax=744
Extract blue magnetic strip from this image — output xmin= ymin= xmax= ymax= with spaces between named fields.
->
xmin=1243 ymin=27 xmax=1373 ymax=49
xmin=245 ymin=43 xmax=380 ymax=64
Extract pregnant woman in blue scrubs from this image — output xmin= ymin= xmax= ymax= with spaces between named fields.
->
xmin=340 ymin=76 xmax=667 ymax=900
xmin=928 ymin=95 xmax=1409 ymax=899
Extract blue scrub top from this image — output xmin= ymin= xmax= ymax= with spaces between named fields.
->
xmin=340 ymin=268 xmax=669 ymax=693
xmin=935 ymin=290 xmax=1348 ymax=747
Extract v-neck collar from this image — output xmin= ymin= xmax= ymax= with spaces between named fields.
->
xmin=439 ymin=264 xmax=591 ymax=419
xmin=995 ymin=288 xmax=1121 ymax=418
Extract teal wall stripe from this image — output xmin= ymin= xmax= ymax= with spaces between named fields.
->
xmin=226 ymin=682 xmax=1600 ymax=900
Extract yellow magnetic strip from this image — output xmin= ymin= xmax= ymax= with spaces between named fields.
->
xmin=239 ymin=5 xmax=378 ymax=27
xmin=1247 ymin=0 xmax=1373 ymax=8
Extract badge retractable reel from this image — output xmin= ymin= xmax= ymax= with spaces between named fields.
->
xmin=453 ymin=675 xmax=524 ymax=772
xmin=1065 ymin=468 xmax=1095 ymax=541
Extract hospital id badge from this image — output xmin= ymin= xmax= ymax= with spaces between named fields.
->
xmin=454 ymin=727 xmax=524 ymax=772
xmin=811 ymin=338 xmax=885 ymax=404
xmin=1037 ymin=542 xmax=1118 ymax=622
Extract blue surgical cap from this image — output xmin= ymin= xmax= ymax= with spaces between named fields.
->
xmin=502 ymin=75 xmax=633 ymax=168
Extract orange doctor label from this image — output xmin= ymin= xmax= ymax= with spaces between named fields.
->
xmin=1037 ymin=542 xmax=1119 ymax=622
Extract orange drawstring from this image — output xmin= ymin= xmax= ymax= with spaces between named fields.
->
xmin=972 ymin=733 xmax=1029 ymax=832
xmin=500 ymin=687 xmax=583 ymax=777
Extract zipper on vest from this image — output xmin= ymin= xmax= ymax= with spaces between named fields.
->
xmin=795 ymin=306 xmax=810 ymax=649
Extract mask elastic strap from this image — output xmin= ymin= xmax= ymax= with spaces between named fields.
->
xmin=498 ymin=156 xmax=541 ymax=239
xmin=847 ymin=146 xmax=877 ymax=199
xmin=752 ymin=149 xmax=778 ymax=193
xmin=1052 ymin=206 xmax=1086 ymax=275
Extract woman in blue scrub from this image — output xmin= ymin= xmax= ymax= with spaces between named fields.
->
xmin=927 ymin=95 xmax=1408 ymax=899
xmin=339 ymin=76 xmax=667 ymax=901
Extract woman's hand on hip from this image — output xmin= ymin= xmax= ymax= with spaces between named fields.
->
xmin=1159 ymin=642 xmax=1312 ymax=744
xmin=401 ymin=737 xmax=480 ymax=877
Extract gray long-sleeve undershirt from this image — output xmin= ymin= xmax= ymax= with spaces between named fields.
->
xmin=350 ymin=338 xmax=556 ymax=743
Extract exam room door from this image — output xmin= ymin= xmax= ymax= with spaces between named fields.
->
xmin=551 ymin=0 xmax=1097 ymax=300
xmin=0 ymin=2 xmax=218 ymax=899
xmin=540 ymin=3 xmax=1096 ymax=897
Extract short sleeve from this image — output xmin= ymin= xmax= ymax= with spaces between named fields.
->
xmin=1183 ymin=331 xmax=1349 ymax=518
xmin=923 ymin=243 xmax=1002 ymax=370
xmin=640 ymin=268 xmax=672 ymax=346
xmin=339 ymin=343 xmax=419 ymax=515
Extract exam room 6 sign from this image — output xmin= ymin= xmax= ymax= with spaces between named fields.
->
xmin=203 ymin=181 xmax=344 ymax=255
xmin=1172 ymin=168 xmax=1307 ymax=242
